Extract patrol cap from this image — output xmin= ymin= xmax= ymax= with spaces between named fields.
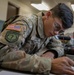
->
xmin=51 ymin=3 xmax=73 ymax=29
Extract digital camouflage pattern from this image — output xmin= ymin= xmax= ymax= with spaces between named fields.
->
xmin=0 ymin=12 xmax=64 ymax=74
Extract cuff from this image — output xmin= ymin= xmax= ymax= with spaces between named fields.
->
xmin=28 ymin=54 xmax=52 ymax=74
xmin=49 ymin=47 xmax=64 ymax=58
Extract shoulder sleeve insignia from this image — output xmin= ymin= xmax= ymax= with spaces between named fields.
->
xmin=6 ymin=24 xmax=22 ymax=32
xmin=5 ymin=30 xmax=20 ymax=43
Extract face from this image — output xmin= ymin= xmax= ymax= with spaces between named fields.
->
xmin=43 ymin=11 xmax=64 ymax=37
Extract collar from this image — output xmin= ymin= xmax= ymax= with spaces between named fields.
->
xmin=37 ymin=12 xmax=45 ymax=39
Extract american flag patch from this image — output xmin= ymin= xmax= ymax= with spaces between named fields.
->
xmin=6 ymin=24 xmax=22 ymax=31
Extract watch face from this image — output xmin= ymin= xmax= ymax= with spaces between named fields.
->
xmin=5 ymin=30 xmax=20 ymax=43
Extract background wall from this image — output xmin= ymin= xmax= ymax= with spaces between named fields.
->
xmin=0 ymin=0 xmax=39 ymax=21
xmin=0 ymin=0 xmax=39 ymax=31
xmin=0 ymin=0 xmax=8 ymax=21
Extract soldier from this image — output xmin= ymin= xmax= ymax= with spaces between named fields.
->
xmin=0 ymin=3 xmax=74 ymax=75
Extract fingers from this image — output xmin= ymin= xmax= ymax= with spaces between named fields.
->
xmin=62 ymin=60 xmax=74 ymax=75
xmin=63 ymin=59 xmax=71 ymax=67
xmin=64 ymin=69 xmax=74 ymax=75
xmin=66 ymin=57 xmax=74 ymax=66
xmin=51 ymin=56 xmax=74 ymax=75
xmin=60 ymin=57 xmax=74 ymax=67
xmin=58 ymin=66 xmax=74 ymax=75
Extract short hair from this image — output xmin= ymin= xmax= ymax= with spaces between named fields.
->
xmin=50 ymin=3 xmax=73 ymax=29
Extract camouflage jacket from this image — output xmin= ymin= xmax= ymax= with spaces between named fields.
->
xmin=0 ymin=12 xmax=64 ymax=74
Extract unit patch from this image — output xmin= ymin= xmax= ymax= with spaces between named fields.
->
xmin=5 ymin=30 xmax=20 ymax=43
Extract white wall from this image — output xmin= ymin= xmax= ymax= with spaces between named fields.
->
xmin=9 ymin=0 xmax=39 ymax=15
xmin=0 ymin=0 xmax=8 ymax=21
xmin=0 ymin=0 xmax=39 ymax=21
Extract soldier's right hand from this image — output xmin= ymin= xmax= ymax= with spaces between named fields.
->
xmin=51 ymin=56 xmax=74 ymax=75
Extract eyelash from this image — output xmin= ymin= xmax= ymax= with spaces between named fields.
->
xmin=54 ymin=23 xmax=61 ymax=31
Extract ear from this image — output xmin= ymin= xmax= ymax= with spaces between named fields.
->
xmin=46 ymin=11 xmax=52 ymax=18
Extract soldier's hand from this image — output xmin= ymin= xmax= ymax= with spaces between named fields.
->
xmin=51 ymin=56 xmax=74 ymax=75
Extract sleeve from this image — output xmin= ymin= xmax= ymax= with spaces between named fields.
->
xmin=1 ymin=50 xmax=51 ymax=74
xmin=0 ymin=17 xmax=51 ymax=74
xmin=46 ymin=37 xmax=64 ymax=58
xmin=0 ymin=16 xmax=32 ymax=50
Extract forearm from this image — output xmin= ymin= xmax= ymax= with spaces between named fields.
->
xmin=1 ymin=51 xmax=51 ymax=74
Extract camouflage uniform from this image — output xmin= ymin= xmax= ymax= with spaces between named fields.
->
xmin=0 ymin=12 xmax=64 ymax=74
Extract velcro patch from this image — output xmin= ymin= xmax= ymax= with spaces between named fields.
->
xmin=6 ymin=24 xmax=22 ymax=32
xmin=5 ymin=31 xmax=19 ymax=43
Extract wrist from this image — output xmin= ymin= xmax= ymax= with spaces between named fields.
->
xmin=41 ymin=52 xmax=55 ymax=59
